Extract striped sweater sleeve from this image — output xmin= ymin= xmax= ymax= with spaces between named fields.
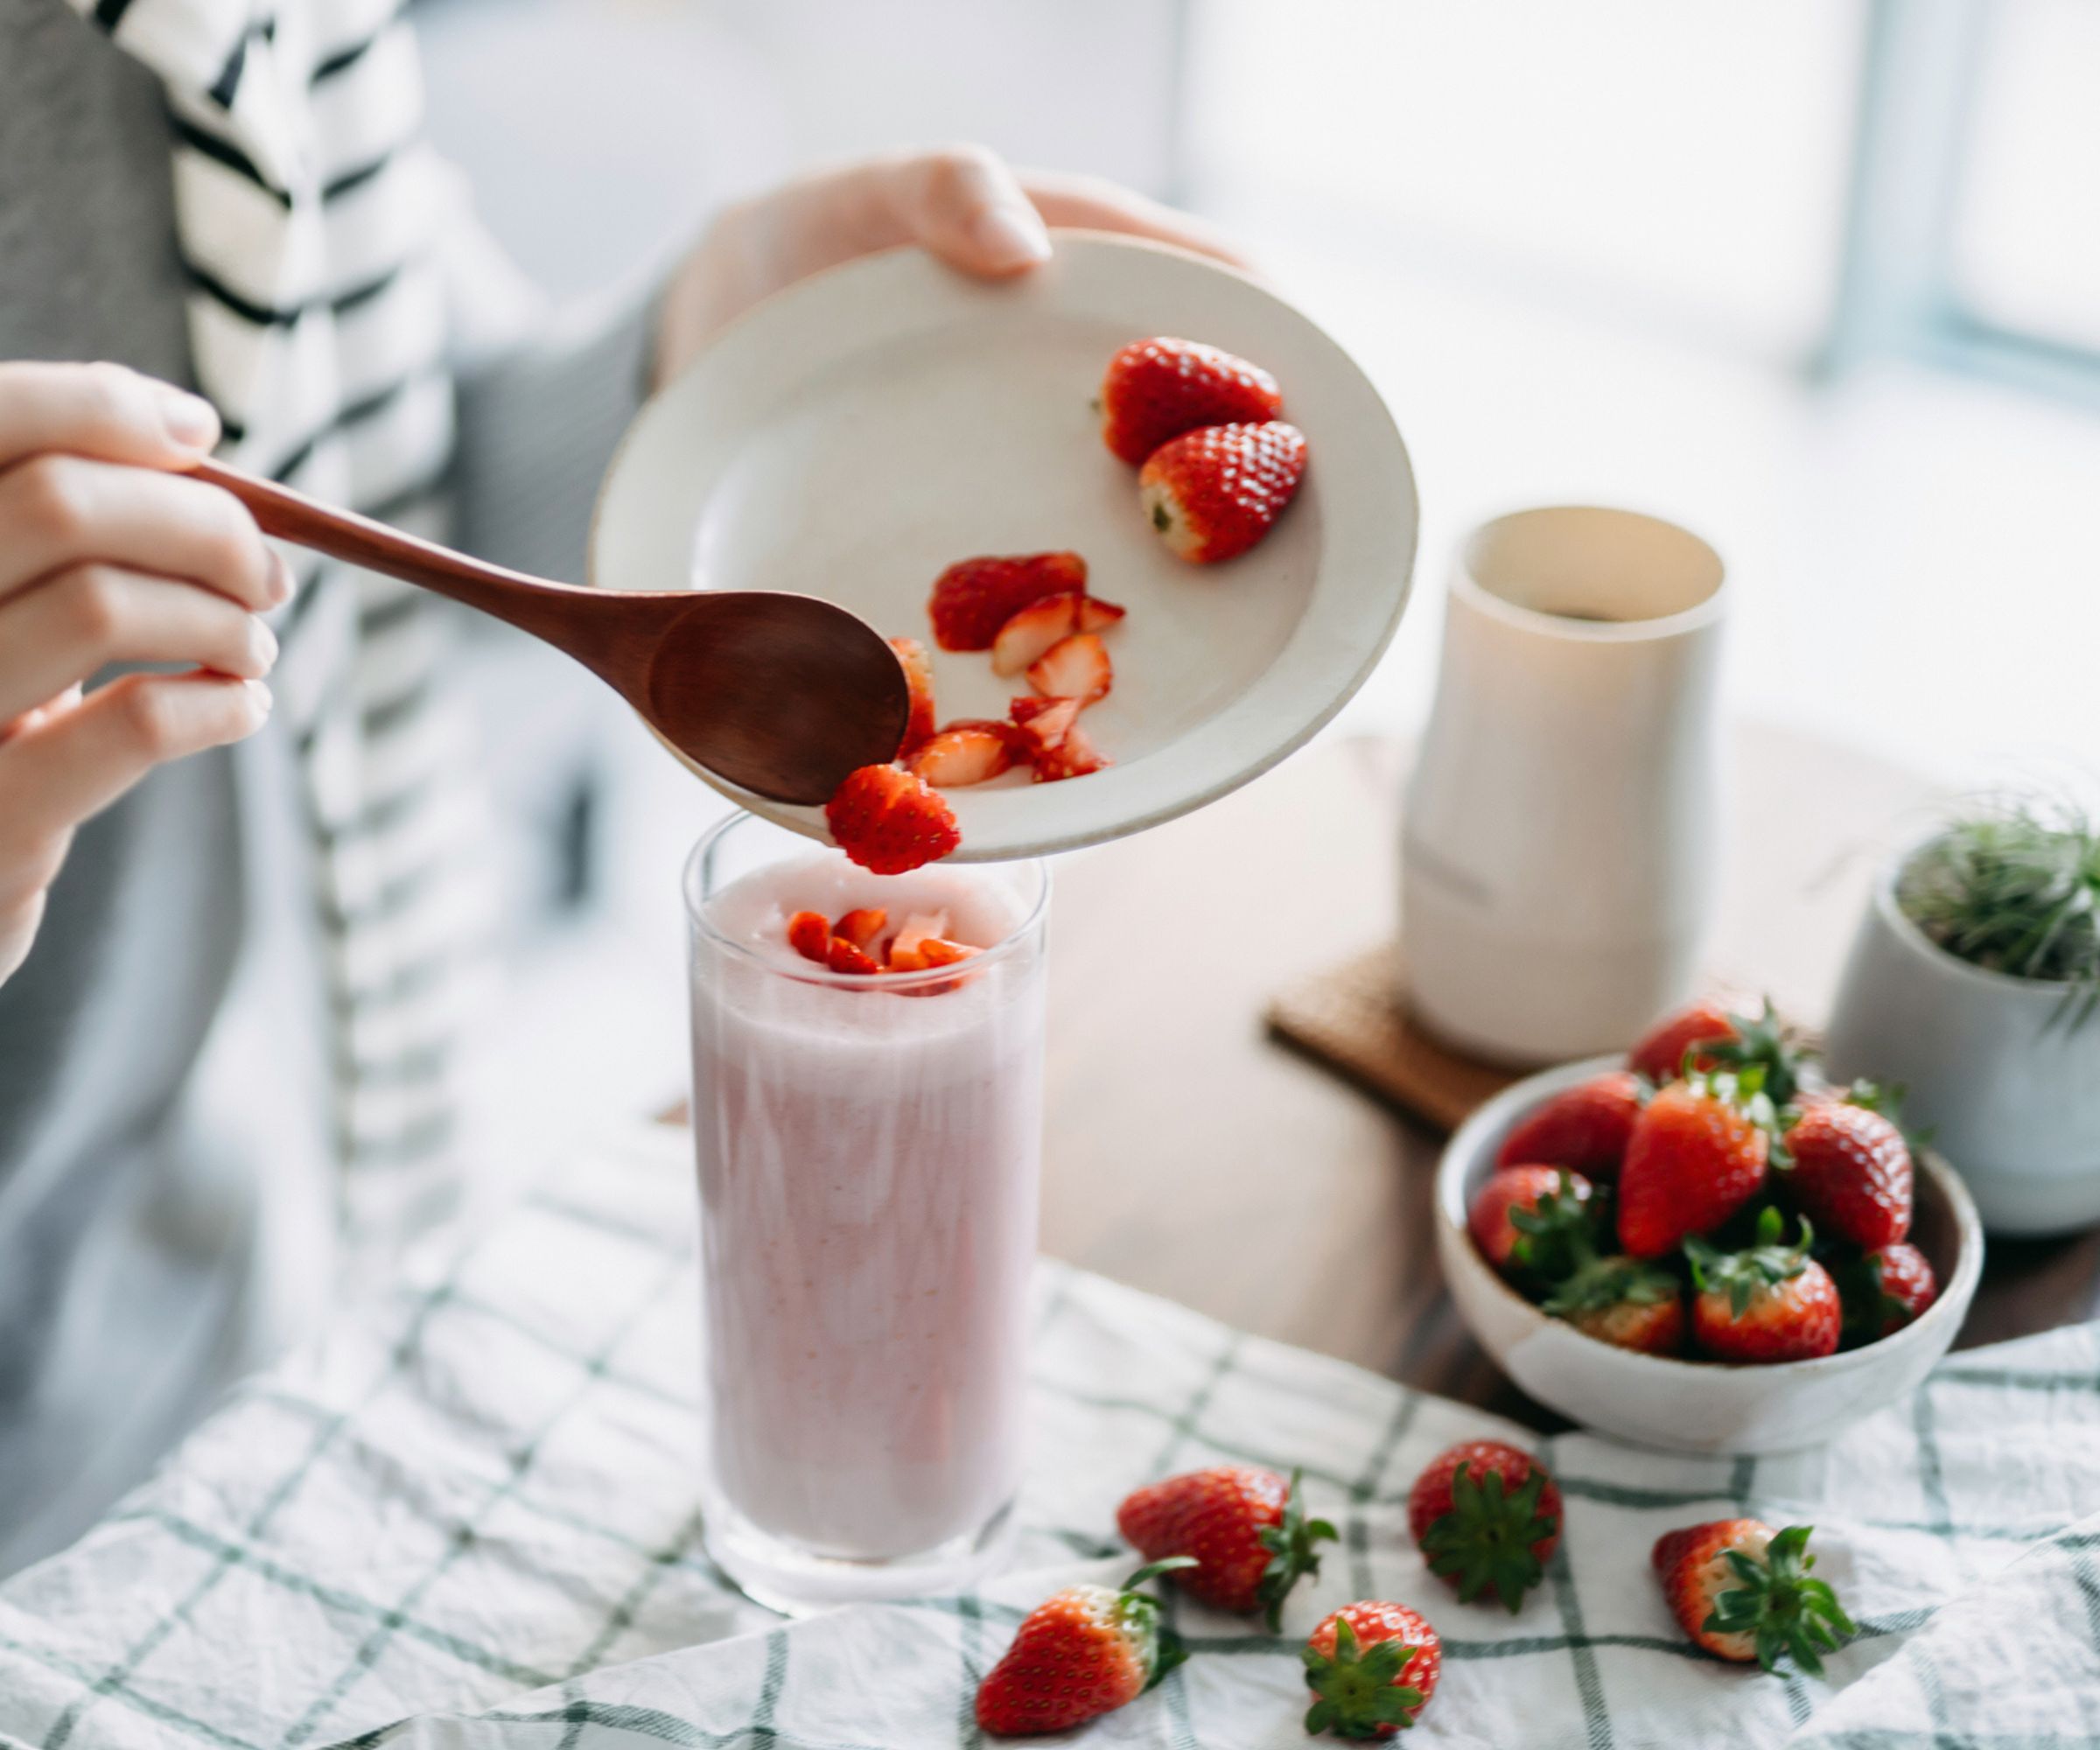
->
xmin=441 ymin=229 xmax=664 ymax=591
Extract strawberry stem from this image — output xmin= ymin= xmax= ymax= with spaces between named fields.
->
xmin=1124 ymin=1556 xmax=1200 ymax=1593
xmin=1254 ymin=1470 xmax=1338 ymax=1631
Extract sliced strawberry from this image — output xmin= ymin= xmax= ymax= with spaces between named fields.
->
xmin=1033 ymin=721 xmax=1111 ymax=782
xmin=1009 ymin=696 xmax=1079 ymax=755
xmin=832 ymin=907 xmax=887 ymax=949
xmin=1097 ymin=336 xmax=1284 ymax=466
xmin=823 ymin=764 xmax=962 ymax=875
xmin=1026 ymin=632 xmax=1112 ymax=706
xmin=990 ymin=592 xmax=1081 ymax=676
xmin=888 ymin=637 xmax=936 ymax=756
xmin=824 ymin=935 xmax=881 ymax=976
xmin=786 ymin=910 xmax=832 ymax=965
xmin=927 ymin=552 xmax=1087 ymax=651
xmin=886 ymin=911 xmax=952 ymax=972
xmin=919 ymin=937 xmax=981 ymax=968
xmin=1079 ymin=595 xmax=1127 ymax=632
xmin=905 ymin=726 xmax=1015 ymax=788
xmin=1139 ymin=421 xmax=1307 ymax=564
xmin=936 ymin=717 xmax=1028 ymax=756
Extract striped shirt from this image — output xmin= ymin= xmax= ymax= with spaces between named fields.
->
xmin=0 ymin=0 xmax=657 ymax=1574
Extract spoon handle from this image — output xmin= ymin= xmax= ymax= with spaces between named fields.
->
xmin=186 ymin=458 xmax=634 ymax=662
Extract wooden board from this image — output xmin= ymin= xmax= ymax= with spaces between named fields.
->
xmin=1266 ymin=942 xmax=1521 ymax=1133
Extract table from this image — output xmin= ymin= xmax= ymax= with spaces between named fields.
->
xmin=1041 ymin=725 xmax=2100 ymax=1424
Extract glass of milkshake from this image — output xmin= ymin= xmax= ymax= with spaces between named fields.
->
xmin=682 ymin=812 xmax=1048 ymax=1611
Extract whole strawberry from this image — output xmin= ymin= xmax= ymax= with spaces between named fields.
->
xmin=1468 ymin=1166 xmax=1594 ymax=1280
xmin=1494 ymin=1071 xmax=1645 ymax=1181
xmin=1407 ymin=1441 xmax=1562 ymax=1614
xmin=975 ymin=1558 xmax=1194 ymax=1735
xmin=1627 ymin=998 xmax=1740 ymax=1085
xmin=1687 ymin=1208 xmax=1841 ymax=1363
xmin=1098 ymin=336 xmax=1283 ymax=466
xmin=1302 ymin=1601 xmax=1441 ymax=1738
xmin=1543 ymin=1252 xmax=1686 ymax=1355
xmin=1838 ymin=1241 xmax=1939 ymax=1345
xmin=928 ymin=551 xmax=1089 ymax=651
xmin=1653 ymin=1520 xmax=1854 ymax=1675
xmin=823 ymin=764 xmax=960 ymax=875
xmin=1140 ymin=421 xmax=1307 ymax=564
xmin=1781 ymin=1099 xmax=1913 ymax=1249
xmin=1116 ymin=1465 xmax=1334 ymax=1629
xmin=1617 ymin=1069 xmax=1774 ymax=1258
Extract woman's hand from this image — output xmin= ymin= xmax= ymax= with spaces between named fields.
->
xmin=0 ymin=361 xmax=284 ymax=986
xmin=657 ymin=145 xmax=1247 ymax=382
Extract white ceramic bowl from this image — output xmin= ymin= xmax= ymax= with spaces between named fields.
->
xmin=591 ymin=232 xmax=1418 ymax=861
xmin=1437 ymin=1055 xmax=1984 ymax=1453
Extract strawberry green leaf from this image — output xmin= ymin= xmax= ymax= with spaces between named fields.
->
xmin=1687 ymin=1216 xmax=1812 ymax=1318
xmin=1143 ymin=1625 xmax=1188 ymax=1693
xmin=1699 ymin=1523 xmax=1855 ymax=1678
xmin=1302 ymin=1615 xmax=1426 ymax=1740
xmin=1419 ymin=1462 xmax=1554 ymax=1614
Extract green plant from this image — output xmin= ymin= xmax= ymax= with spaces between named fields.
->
xmin=1898 ymin=800 xmax=2100 ymax=1031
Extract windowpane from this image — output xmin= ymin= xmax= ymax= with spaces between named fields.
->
xmin=1186 ymin=0 xmax=1864 ymax=357
xmin=1949 ymin=0 xmax=2100 ymax=354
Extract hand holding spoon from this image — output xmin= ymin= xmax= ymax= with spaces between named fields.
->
xmin=190 ymin=458 xmax=907 ymax=804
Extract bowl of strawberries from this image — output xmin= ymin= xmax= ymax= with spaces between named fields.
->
xmin=1436 ymin=998 xmax=1984 ymax=1453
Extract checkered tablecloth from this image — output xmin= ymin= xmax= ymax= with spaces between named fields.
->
xmin=3 ymin=1124 xmax=2097 ymax=1750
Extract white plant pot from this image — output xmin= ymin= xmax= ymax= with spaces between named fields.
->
xmin=1402 ymin=507 xmax=1727 ymax=1063
xmin=1823 ymin=843 xmax=2100 ymax=1237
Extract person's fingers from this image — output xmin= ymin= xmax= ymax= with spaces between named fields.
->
xmin=1017 ymin=171 xmax=1255 ymax=272
xmin=0 ymin=456 xmax=285 ymax=609
xmin=0 ymin=881 xmax=54 ymax=985
xmin=0 ymin=565 xmax=277 ymax=725
xmin=0 ymin=826 xmax=68 ymax=932
xmin=888 ymin=144 xmax=1054 ymax=276
xmin=0 ymin=670 xmax=270 ymax=851
xmin=0 ymin=360 xmax=219 ymax=472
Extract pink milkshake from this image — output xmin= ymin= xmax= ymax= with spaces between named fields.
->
xmin=683 ymin=813 xmax=1047 ymax=1608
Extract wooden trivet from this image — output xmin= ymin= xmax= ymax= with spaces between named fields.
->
xmin=1264 ymin=942 xmax=1526 ymax=1133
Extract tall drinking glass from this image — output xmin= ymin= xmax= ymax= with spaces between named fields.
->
xmin=683 ymin=812 xmax=1048 ymax=1610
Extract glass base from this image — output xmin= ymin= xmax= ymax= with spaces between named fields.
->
xmin=702 ymin=1493 xmax=1018 ymax=1616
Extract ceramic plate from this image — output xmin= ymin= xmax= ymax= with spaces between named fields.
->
xmin=590 ymin=231 xmax=1418 ymax=860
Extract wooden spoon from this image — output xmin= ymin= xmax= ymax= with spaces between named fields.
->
xmin=190 ymin=458 xmax=909 ymax=804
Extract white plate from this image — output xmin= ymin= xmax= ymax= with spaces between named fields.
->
xmin=590 ymin=231 xmax=1418 ymax=861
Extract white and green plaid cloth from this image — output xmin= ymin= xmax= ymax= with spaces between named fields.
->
xmin=3 ymin=1124 xmax=2096 ymax=1749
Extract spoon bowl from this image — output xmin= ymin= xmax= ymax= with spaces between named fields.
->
xmin=640 ymin=592 xmax=910 ymax=801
